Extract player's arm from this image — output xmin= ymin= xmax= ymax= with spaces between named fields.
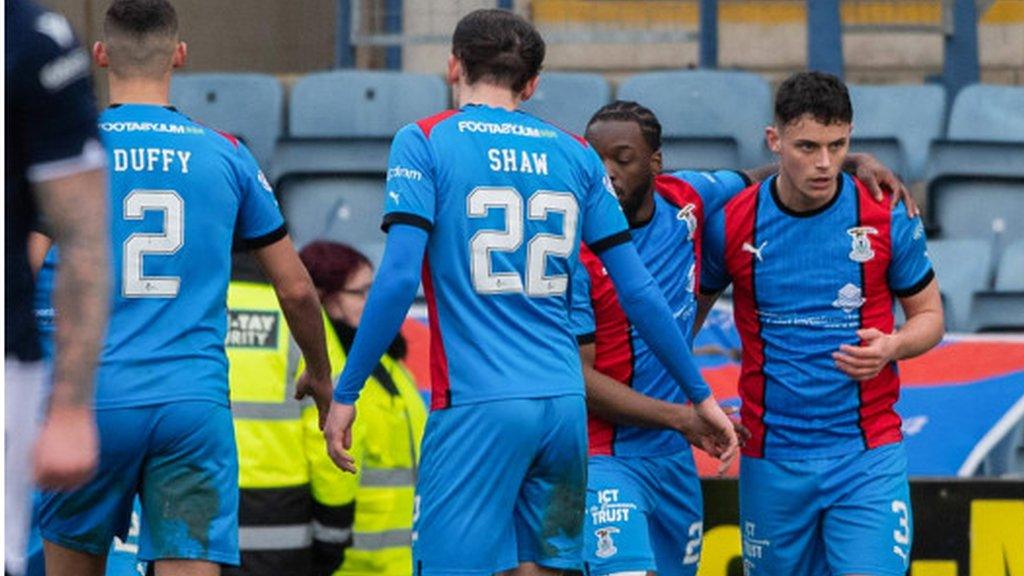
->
xmin=33 ymin=167 xmax=109 ymax=489
xmin=597 ymin=243 xmax=737 ymax=467
xmin=581 ymin=342 xmax=685 ymax=430
xmin=326 ymin=224 xmax=427 ymax=473
xmin=581 ymin=343 xmax=746 ymax=466
xmin=833 ymin=279 xmax=942 ymax=380
xmin=834 ymin=211 xmax=942 ymax=379
xmin=253 ymin=236 xmax=333 ymax=421
xmin=28 ymin=230 xmax=53 ymax=277
xmin=693 ymin=291 xmax=722 ymax=339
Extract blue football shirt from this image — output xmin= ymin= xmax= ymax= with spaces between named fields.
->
xmin=382 ymin=104 xmax=629 ymax=409
xmin=95 ymin=105 xmax=285 ymax=409
xmin=702 ymin=173 xmax=933 ymax=459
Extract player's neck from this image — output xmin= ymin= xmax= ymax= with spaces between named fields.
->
xmin=107 ymin=76 xmax=172 ymax=107
xmin=774 ymin=171 xmax=837 ymax=213
xmin=455 ymin=81 xmax=521 ymax=111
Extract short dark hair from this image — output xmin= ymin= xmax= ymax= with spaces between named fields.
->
xmin=586 ymin=100 xmax=662 ymax=152
xmin=774 ymin=71 xmax=853 ymax=127
xmin=451 ymin=9 xmax=545 ymax=93
xmin=104 ymin=0 xmax=178 ymax=39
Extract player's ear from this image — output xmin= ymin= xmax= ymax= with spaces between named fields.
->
xmin=92 ymin=41 xmax=109 ymax=68
xmin=446 ymin=54 xmax=460 ymax=86
xmin=766 ymin=125 xmax=781 ymax=155
xmin=519 ymin=75 xmax=540 ymax=103
xmin=650 ymin=148 xmax=663 ymax=175
xmin=172 ymin=41 xmax=187 ymax=69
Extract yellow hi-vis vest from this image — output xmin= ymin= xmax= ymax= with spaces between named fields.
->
xmin=302 ymin=334 xmax=427 ymax=576
xmin=227 ymin=280 xmax=350 ymax=556
xmin=227 ymin=280 xmax=427 ymax=574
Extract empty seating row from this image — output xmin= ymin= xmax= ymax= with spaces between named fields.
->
xmin=167 ymin=71 xmax=1023 ymax=331
xmin=169 ymin=71 xmax=1024 ymax=181
xmin=928 ymin=239 xmax=1024 ymax=332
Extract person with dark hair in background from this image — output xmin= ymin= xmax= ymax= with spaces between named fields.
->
xmin=300 ymin=240 xmax=426 ymax=576
xmin=36 ymin=2 xmax=334 ymax=575
xmin=321 ymin=8 xmax=737 ymax=576
xmin=701 ymin=71 xmax=944 ymax=576
xmin=6 ymin=1 xmax=111 ymax=574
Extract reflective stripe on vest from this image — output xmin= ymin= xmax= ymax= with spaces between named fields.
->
xmin=352 ymin=528 xmax=413 ymax=551
xmin=312 ymin=520 xmax=352 ymax=544
xmin=360 ymin=467 xmax=416 ymax=488
xmin=239 ymin=524 xmax=312 ymax=551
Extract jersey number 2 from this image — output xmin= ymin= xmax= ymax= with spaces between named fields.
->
xmin=468 ymin=187 xmax=578 ymax=297
xmin=122 ymin=189 xmax=184 ymax=298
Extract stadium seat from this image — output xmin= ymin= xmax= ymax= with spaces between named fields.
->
xmin=924 ymin=142 xmax=1024 ymax=243
xmin=617 ymin=70 xmax=773 ymax=169
xmin=969 ymin=291 xmax=1024 ymax=332
xmin=848 ymin=84 xmax=946 ymax=182
xmin=946 ymin=84 xmax=1024 ymax=143
xmin=520 ymin=72 xmax=611 ymax=135
xmin=278 ymin=175 xmax=386 ymax=263
xmin=169 ymin=73 xmax=284 ymax=170
xmin=288 ymin=70 xmax=448 ymax=138
xmin=926 ymin=239 xmax=993 ymax=332
xmin=276 ymin=71 xmax=447 ymax=275
xmin=995 ymin=240 xmax=1024 ymax=291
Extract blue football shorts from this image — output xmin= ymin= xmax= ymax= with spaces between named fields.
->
xmin=412 ymin=394 xmax=587 ymax=575
xmin=38 ymin=401 xmax=239 ymax=565
xmin=583 ymin=450 xmax=704 ymax=576
xmin=740 ymin=442 xmax=912 ymax=576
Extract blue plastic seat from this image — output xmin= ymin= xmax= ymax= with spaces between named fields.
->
xmin=617 ymin=70 xmax=772 ymax=168
xmin=926 ymin=239 xmax=993 ymax=332
xmin=848 ymin=84 xmax=946 ymax=182
xmin=289 ymin=70 xmax=448 ymax=138
xmin=947 ymin=84 xmax=1024 ymax=143
xmin=520 ymin=72 xmax=611 ymax=136
xmin=170 ymin=73 xmax=283 ymax=169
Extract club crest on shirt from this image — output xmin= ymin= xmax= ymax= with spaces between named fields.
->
xmin=832 ymin=283 xmax=865 ymax=313
xmin=677 ymin=203 xmax=698 ymax=241
xmin=594 ymin=527 xmax=619 ymax=558
xmin=847 ymin=226 xmax=878 ymax=263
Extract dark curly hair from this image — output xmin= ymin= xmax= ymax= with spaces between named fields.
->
xmin=586 ymin=100 xmax=662 ymax=152
xmin=774 ymin=71 xmax=853 ymax=127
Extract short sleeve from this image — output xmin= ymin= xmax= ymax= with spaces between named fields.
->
xmin=16 ymin=10 xmax=103 ymax=182
xmin=700 ymin=207 xmax=731 ymax=294
xmin=580 ymin=147 xmax=630 ymax=252
xmin=569 ymin=257 xmax=595 ymax=343
xmin=671 ymin=170 xmax=750 ymax=217
xmin=889 ymin=211 xmax=934 ymax=297
xmin=234 ymin=143 xmax=286 ymax=249
xmin=381 ymin=124 xmax=436 ymax=233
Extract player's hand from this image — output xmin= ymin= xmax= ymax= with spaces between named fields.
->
xmin=691 ymin=397 xmax=740 ymax=476
xmin=850 ymin=153 xmax=918 ymax=218
xmin=323 ymin=400 xmax=357 ymax=473
xmin=295 ymin=370 xmax=334 ymax=430
xmin=833 ymin=328 xmax=899 ymax=381
xmin=33 ymin=404 xmax=98 ymax=490
xmin=677 ymin=404 xmax=749 ymax=465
